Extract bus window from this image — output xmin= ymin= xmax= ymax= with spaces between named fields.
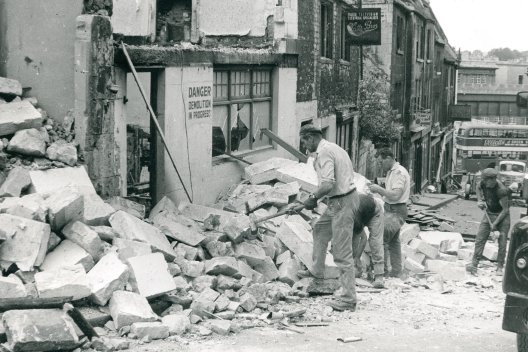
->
xmin=497 ymin=130 xmax=505 ymax=137
xmin=482 ymin=129 xmax=489 ymax=137
xmin=489 ymin=129 xmax=497 ymax=136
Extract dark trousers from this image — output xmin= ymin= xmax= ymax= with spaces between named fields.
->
xmin=383 ymin=203 xmax=407 ymax=276
xmin=472 ymin=212 xmax=510 ymax=267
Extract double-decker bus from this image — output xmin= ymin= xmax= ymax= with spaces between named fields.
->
xmin=455 ymin=122 xmax=528 ymax=174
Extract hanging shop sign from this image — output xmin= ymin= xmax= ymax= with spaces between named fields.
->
xmin=345 ymin=8 xmax=382 ymax=46
xmin=414 ymin=110 xmax=432 ymax=126
xmin=448 ymin=104 xmax=472 ymax=122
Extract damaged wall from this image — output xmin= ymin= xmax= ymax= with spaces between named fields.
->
xmin=112 ymin=0 xmax=156 ymax=40
xmin=0 ymin=0 xmax=83 ymax=122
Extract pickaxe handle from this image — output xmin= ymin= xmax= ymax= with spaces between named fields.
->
xmin=250 ymin=204 xmax=306 ymax=231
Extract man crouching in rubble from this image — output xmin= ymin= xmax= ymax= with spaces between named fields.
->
xmin=298 ymin=124 xmax=360 ymax=312
xmin=352 ymin=193 xmax=385 ymax=289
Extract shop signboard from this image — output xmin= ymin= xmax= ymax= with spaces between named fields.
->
xmin=345 ymin=8 xmax=382 ymax=45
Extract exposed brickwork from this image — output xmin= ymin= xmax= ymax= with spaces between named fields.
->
xmin=83 ymin=0 xmax=113 ymax=16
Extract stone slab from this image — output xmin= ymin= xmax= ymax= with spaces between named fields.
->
xmin=62 ymin=220 xmax=104 ymax=260
xmin=204 ymin=257 xmax=240 ymax=277
xmin=40 ymin=239 xmax=94 ymax=272
xmin=109 ymin=290 xmax=158 ymax=329
xmin=151 ymin=211 xmax=205 ymax=247
xmin=83 ymin=193 xmax=116 ymax=226
xmin=0 ymin=167 xmax=31 ymax=197
xmin=0 ymin=275 xmax=27 ymax=298
xmin=277 ymin=221 xmax=339 ymax=279
xmin=2 ymin=309 xmax=79 ymax=351
xmin=0 ymin=194 xmax=47 ymax=222
xmin=275 ymin=162 xmax=318 ymax=193
xmin=0 ymin=76 xmax=23 ymax=96
xmin=113 ymin=238 xmax=152 ymax=261
xmin=418 ymin=231 xmax=464 ymax=248
xmin=35 ymin=264 xmax=91 ymax=300
xmin=87 ymin=252 xmax=130 ymax=306
xmin=0 ymin=214 xmax=50 ymax=271
xmin=130 ymin=322 xmax=169 ymax=340
xmin=106 ymin=196 xmax=145 ymax=219
xmin=110 ymin=210 xmax=176 ymax=261
xmin=0 ymin=101 xmax=43 ymax=137
xmin=127 ymin=253 xmax=176 ymax=299
xmin=28 ymin=166 xmax=96 ymax=196
xmin=45 ymin=187 xmax=84 ymax=231
xmin=244 ymin=157 xmax=297 ymax=184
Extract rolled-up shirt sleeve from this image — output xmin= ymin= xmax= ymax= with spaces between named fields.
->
xmin=316 ymin=150 xmax=336 ymax=184
xmin=389 ymin=170 xmax=405 ymax=191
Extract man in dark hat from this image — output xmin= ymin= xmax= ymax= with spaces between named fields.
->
xmin=467 ymin=168 xmax=510 ymax=276
xmin=299 ymin=124 xmax=360 ymax=312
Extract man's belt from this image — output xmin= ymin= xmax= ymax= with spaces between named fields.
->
xmin=328 ymin=190 xmax=354 ymax=200
xmin=386 ymin=202 xmax=406 ymax=206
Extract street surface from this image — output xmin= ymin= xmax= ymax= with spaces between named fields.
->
xmin=129 ymin=198 xmax=521 ymax=352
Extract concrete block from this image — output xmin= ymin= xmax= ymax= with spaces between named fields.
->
xmin=214 ymin=294 xmax=231 ymax=312
xmin=425 ymin=260 xmax=466 ymax=281
xmin=175 ymin=258 xmax=204 ymax=278
xmin=205 ymin=240 xmax=235 ymax=257
xmin=276 ymin=250 xmax=292 ymax=266
xmin=274 ymin=181 xmax=300 ymax=197
xmin=0 ymin=101 xmax=43 ymax=137
xmin=173 ymin=276 xmax=192 ymax=291
xmin=7 ymin=128 xmax=46 ymax=157
xmin=0 ymin=167 xmax=31 ymax=197
xmin=418 ymin=231 xmax=464 ymax=248
xmin=113 ymin=238 xmax=152 ymax=261
xmin=259 ymin=235 xmax=277 ymax=260
xmin=161 ymin=314 xmax=191 ymax=336
xmin=400 ymin=223 xmax=420 ymax=245
xmin=45 ymin=187 xmax=84 ymax=231
xmin=0 ymin=76 xmax=22 ymax=96
xmin=244 ymin=157 xmax=297 ymax=184
xmin=191 ymin=288 xmax=219 ymax=317
xmin=168 ymin=263 xmax=181 ymax=276
xmin=174 ymin=243 xmax=199 ymax=261
xmin=130 ymin=322 xmax=169 ymax=340
xmin=29 ymin=166 xmax=96 ymax=196
xmin=109 ymin=291 xmax=158 ymax=329
xmin=277 ymin=221 xmax=339 ymax=279
xmin=192 ymin=275 xmax=217 ymax=292
xmin=204 ymin=257 xmax=240 ymax=277
xmin=0 ymin=194 xmax=47 ymax=222
xmin=62 ymin=221 xmax=104 ymax=260
xmin=239 ymin=292 xmax=257 ymax=312
xmin=234 ymin=242 xmax=266 ymax=266
xmin=409 ymin=238 xmax=438 ymax=259
xmin=110 ymin=210 xmax=176 ymax=261
xmin=278 ymin=256 xmax=300 ymax=286
xmin=457 ymin=248 xmax=473 ymax=261
xmin=41 ymin=239 xmax=94 ymax=272
xmin=46 ymin=140 xmax=77 ymax=166
xmin=106 ymin=196 xmax=145 ymax=219
xmin=483 ymin=243 xmax=498 ymax=261
xmin=35 ymin=264 xmax=91 ymax=300
xmin=83 ymin=193 xmax=116 ymax=226
xmin=0 ymin=214 xmax=50 ymax=271
xmin=0 ymin=275 xmax=27 ymax=298
xmin=92 ymin=225 xmax=120 ymax=242
xmin=275 ymin=162 xmax=318 ymax=193
xmin=404 ymin=257 xmax=425 ymax=273
xmin=246 ymin=188 xmax=290 ymax=211
xmin=150 ymin=211 xmax=205 ymax=247
xmin=2 ymin=309 xmax=79 ymax=351
xmin=207 ymin=320 xmax=231 ymax=336
xmin=438 ymin=253 xmax=457 ymax=262
xmin=216 ymin=275 xmax=241 ymax=291
xmin=253 ymin=256 xmax=280 ymax=282
xmin=127 ymin=253 xmax=176 ymax=299
xmin=223 ymin=214 xmax=252 ymax=243
xmin=87 ymin=252 xmax=129 ymax=306
xmin=439 ymin=238 xmax=462 ymax=255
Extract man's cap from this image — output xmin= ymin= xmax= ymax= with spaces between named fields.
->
xmin=300 ymin=124 xmax=322 ymax=136
xmin=481 ymin=168 xmax=498 ymax=179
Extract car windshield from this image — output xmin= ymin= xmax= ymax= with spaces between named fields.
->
xmin=500 ymin=163 xmax=525 ymax=172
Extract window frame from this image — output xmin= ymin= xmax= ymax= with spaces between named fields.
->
xmin=320 ymin=2 xmax=334 ymax=59
xmin=212 ymin=66 xmax=274 ymax=158
xmin=340 ymin=9 xmax=351 ymax=61
xmin=396 ymin=15 xmax=404 ymax=54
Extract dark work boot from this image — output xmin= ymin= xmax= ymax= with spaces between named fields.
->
xmin=327 ymin=300 xmax=357 ymax=312
xmin=372 ymin=275 xmax=385 ymax=289
xmin=466 ymin=263 xmax=478 ymax=276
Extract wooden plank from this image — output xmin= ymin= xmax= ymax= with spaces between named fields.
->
xmin=0 ymin=296 xmax=73 ymax=312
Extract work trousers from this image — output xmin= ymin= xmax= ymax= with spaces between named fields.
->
xmin=352 ymin=199 xmax=385 ymax=276
xmin=312 ymin=191 xmax=360 ymax=304
xmin=383 ymin=203 xmax=407 ymax=276
xmin=472 ymin=212 xmax=510 ymax=267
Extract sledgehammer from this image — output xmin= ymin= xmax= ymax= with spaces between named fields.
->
xmin=248 ymin=203 xmax=305 ymax=232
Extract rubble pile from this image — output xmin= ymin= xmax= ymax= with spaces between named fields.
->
xmin=0 ymin=155 xmax=355 ymax=351
xmin=0 ymin=76 xmax=79 ymax=185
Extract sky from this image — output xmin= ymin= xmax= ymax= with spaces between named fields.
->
xmin=430 ymin=0 xmax=528 ymax=52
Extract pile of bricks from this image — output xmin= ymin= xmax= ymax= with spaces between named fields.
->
xmin=0 ymin=157 xmax=342 ymax=351
xmin=0 ymin=76 xmax=79 ymax=194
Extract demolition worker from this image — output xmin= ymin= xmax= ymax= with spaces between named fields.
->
xmin=467 ymin=168 xmax=510 ymax=276
xmin=299 ymin=124 xmax=360 ymax=312
xmin=369 ymin=147 xmax=410 ymax=278
xmin=351 ymin=192 xmax=385 ymax=288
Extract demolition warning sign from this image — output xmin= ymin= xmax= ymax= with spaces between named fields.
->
xmin=186 ymin=84 xmax=213 ymax=119
xmin=345 ymin=8 xmax=382 ymax=45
